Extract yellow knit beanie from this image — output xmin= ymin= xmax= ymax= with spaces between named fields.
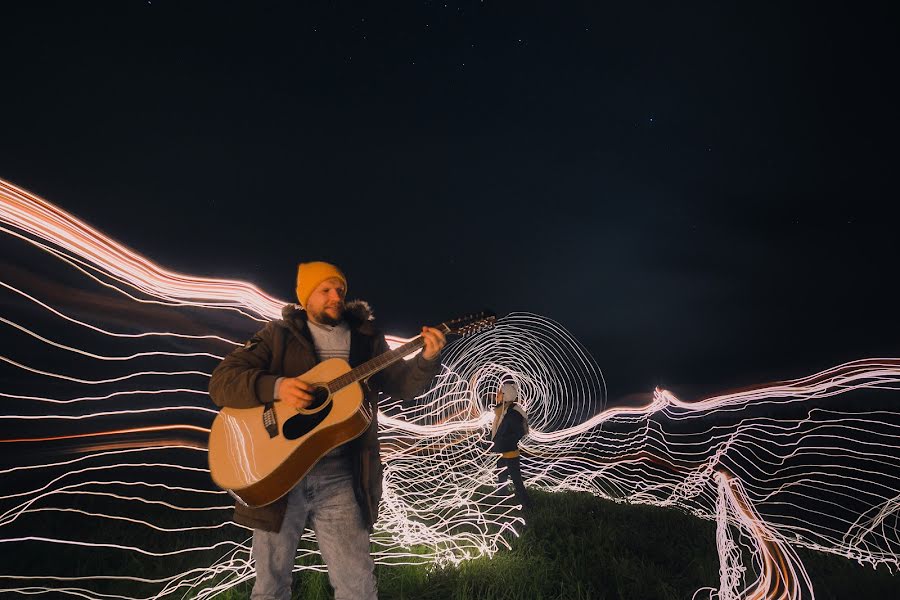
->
xmin=295 ymin=261 xmax=347 ymax=308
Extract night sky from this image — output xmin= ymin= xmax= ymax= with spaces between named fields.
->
xmin=2 ymin=1 xmax=898 ymax=398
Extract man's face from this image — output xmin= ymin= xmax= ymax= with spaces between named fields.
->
xmin=305 ymin=277 xmax=346 ymax=325
xmin=496 ymin=389 xmax=504 ymax=404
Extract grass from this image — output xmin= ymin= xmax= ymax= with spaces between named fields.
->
xmin=218 ymin=489 xmax=717 ymax=599
xmin=4 ymin=489 xmax=896 ymax=599
xmin=248 ymin=489 xmax=896 ymax=600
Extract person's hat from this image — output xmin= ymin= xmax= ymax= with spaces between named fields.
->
xmin=500 ymin=382 xmax=518 ymax=402
xmin=295 ymin=261 xmax=347 ymax=308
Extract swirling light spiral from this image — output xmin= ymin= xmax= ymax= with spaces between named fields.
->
xmin=1 ymin=177 xmax=898 ymax=599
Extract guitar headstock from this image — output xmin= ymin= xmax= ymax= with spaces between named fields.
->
xmin=440 ymin=310 xmax=497 ymax=337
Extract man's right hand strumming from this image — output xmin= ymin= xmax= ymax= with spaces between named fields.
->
xmin=277 ymin=377 xmax=315 ymax=412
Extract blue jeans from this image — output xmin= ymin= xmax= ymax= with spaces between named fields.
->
xmin=250 ymin=455 xmax=377 ymax=600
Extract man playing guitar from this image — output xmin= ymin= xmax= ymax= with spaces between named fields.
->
xmin=209 ymin=261 xmax=446 ymax=600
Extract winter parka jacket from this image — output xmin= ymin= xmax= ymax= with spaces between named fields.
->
xmin=208 ymin=301 xmax=441 ymax=533
xmin=490 ymin=403 xmax=529 ymax=454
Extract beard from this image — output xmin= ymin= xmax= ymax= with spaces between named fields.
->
xmin=310 ymin=303 xmax=344 ymax=326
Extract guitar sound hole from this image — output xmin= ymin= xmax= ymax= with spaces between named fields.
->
xmin=282 ymin=385 xmax=332 ymax=440
xmin=309 ymin=385 xmax=329 ymax=410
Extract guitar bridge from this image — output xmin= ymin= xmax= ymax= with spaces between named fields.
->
xmin=262 ymin=403 xmax=279 ymax=438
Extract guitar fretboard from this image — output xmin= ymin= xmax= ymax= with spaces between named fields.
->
xmin=327 ymin=332 xmax=440 ymax=392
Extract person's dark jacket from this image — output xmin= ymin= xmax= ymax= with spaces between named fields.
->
xmin=208 ymin=300 xmax=440 ymax=532
xmin=491 ymin=405 xmax=527 ymax=453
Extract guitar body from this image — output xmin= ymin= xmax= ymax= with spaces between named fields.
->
xmin=207 ymin=310 xmax=495 ymax=509
xmin=208 ymin=358 xmax=370 ymax=508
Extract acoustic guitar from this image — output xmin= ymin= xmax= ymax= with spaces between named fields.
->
xmin=208 ymin=311 xmax=495 ymax=507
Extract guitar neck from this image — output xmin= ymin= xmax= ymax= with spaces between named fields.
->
xmin=328 ymin=326 xmax=447 ymax=392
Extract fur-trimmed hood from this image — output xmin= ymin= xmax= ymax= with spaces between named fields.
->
xmin=279 ymin=299 xmax=377 ymax=335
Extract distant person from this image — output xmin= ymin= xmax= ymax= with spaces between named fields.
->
xmin=209 ymin=261 xmax=446 ymax=600
xmin=491 ymin=382 xmax=532 ymax=510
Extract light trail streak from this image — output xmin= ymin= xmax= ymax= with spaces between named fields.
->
xmin=0 ymin=407 xmax=218 ymax=421
xmin=0 ymin=221 xmax=267 ymax=325
xmin=0 ymin=179 xmax=281 ymax=319
xmin=0 ymin=355 xmax=212 ymax=384
xmin=708 ymin=471 xmax=815 ymax=600
xmin=1 ymin=316 xmax=224 ymax=361
xmin=2 ymin=176 xmax=899 ymax=598
xmin=0 ymin=424 xmax=211 ymax=444
xmin=0 ymin=389 xmax=211 ymax=404
xmin=0 ymin=279 xmax=241 ymax=344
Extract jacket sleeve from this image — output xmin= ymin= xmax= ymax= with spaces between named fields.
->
xmin=370 ymin=333 xmax=440 ymax=403
xmin=208 ymin=322 xmax=281 ymax=409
